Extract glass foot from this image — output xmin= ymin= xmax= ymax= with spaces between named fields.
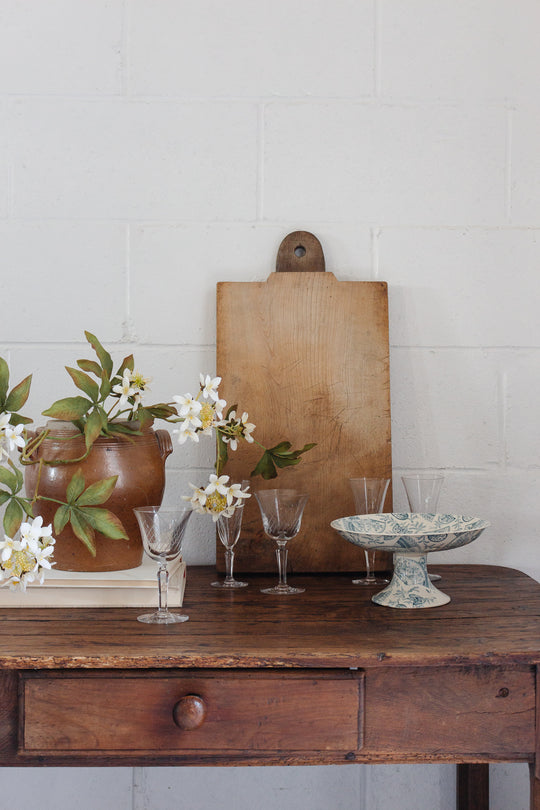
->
xmin=211 ymin=579 xmax=248 ymax=588
xmin=137 ymin=611 xmax=189 ymax=624
xmin=352 ymin=576 xmax=390 ymax=586
xmin=261 ymin=585 xmax=305 ymax=595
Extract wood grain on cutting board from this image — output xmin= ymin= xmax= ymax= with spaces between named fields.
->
xmin=216 ymin=255 xmax=392 ymax=572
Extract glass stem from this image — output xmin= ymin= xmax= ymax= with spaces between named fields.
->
xmin=157 ymin=564 xmax=169 ymax=614
xmin=224 ymin=549 xmax=235 ymax=583
xmin=364 ymin=549 xmax=376 ymax=584
xmin=276 ymin=541 xmax=288 ymax=587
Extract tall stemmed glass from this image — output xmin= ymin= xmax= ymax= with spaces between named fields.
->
xmin=349 ymin=477 xmax=391 ymax=585
xmin=133 ymin=506 xmax=192 ymax=624
xmin=401 ymin=473 xmax=444 ymax=581
xmin=212 ymin=503 xmax=248 ymax=588
xmin=255 ymin=489 xmax=309 ymax=595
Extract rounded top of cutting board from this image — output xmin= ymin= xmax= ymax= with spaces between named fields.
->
xmin=276 ymin=231 xmax=326 ymax=273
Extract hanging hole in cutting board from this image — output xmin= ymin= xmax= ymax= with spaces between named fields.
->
xmin=294 ymin=245 xmax=306 ymax=258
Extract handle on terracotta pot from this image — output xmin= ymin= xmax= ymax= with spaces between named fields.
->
xmin=156 ymin=429 xmax=173 ymax=460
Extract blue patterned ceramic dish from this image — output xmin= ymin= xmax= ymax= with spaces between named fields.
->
xmin=330 ymin=513 xmax=490 ymax=609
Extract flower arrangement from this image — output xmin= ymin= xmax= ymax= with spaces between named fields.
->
xmin=175 ymin=374 xmax=315 ymax=520
xmin=0 ymin=332 xmax=315 ymax=585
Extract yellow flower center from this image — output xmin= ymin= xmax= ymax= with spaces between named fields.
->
xmin=4 ymin=550 xmax=35 ymax=577
xmin=131 ymin=371 xmax=148 ymax=389
xmin=200 ymin=403 xmax=215 ymax=430
xmin=205 ymin=491 xmax=227 ymax=514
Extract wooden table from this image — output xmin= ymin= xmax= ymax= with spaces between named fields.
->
xmin=1 ymin=564 xmax=539 ymax=810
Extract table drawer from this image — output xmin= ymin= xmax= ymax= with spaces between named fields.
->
xmin=20 ymin=670 xmax=363 ymax=756
xmin=365 ymin=665 xmax=535 ymax=757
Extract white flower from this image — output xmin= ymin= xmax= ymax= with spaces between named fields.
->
xmin=205 ymin=474 xmax=230 ymax=497
xmin=240 ymin=412 xmax=255 ymax=443
xmin=183 ymin=483 xmax=208 ymax=514
xmin=214 ymin=397 xmax=227 ymax=420
xmin=173 ymin=393 xmax=202 ymax=418
xmin=19 ymin=516 xmax=53 ymax=553
xmin=174 ymin=422 xmax=200 ymax=445
xmin=199 ymin=374 xmax=221 ymax=402
xmin=0 ymin=414 xmax=25 ymax=455
xmin=0 ymin=535 xmax=20 ymax=563
xmin=112 ymin=368 xmax=137 ymax=409
xmin=34 ymin=543 xmax=55 ymax=571
xmin=229 ymin=482 xmax=251 ymax=504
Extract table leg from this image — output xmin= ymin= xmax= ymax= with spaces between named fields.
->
xmin=456 ymin=764 xmax=489 ymax=810
xmin=531 ymin=763 xmax=540 ymax=810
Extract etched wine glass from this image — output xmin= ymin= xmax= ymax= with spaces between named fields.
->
xmin=133 ymin=506 xmax=192 ymax=624
xmin=211 ymin=501 xmax=248 ymax=589
xmin=401 ymin=473 xmax=445 ymax=581
xmin=255 ymin=489 xmax=309 ymax=595
xmin=349 ymin=477 xmax=391 ymax=585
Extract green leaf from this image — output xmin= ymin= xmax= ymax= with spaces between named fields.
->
xmin=84 ymin=409 xmax=104 ymax=449
xmin=105 ymin=422 xmax=140 ymax=437
xmin=0 ymin=491 xmax=10 ymax=507
xmin=65 ymin=367 xmax=100 ymax=402
xmin=0 ymin=358 xmax=9 ymax=403
xmin=10 ymin=459 xmax=23 ymax=493
xmin=116 ymin=354 xmax=134 ymax=379
xmin=66 ymin=469 xmax=86 ymax=503
xmin=76 ymin=475 xmax=118 ymax=507
xmin=77 ymin=358 xmax=102 ymax=377
xmin=53 ymin=504 xmax=70 ymax=535
xmin=81 ymin=507 xmax=128 ymax=540
xmin=3 ymin=498 xmax=23 ymax=537
xmin=85 ymin=331 xmax=113 ymax=379
xmin=145 ymin=403 xmax=178 ymax=420
xmin=0 ymin=466 xmax=18 ymax=493
xmin=250 ymin=450 xmax=278 ymax=480
xmin=136 ymin=407 xmax=154 ymax=432
xmin=215 ymin=430 xmax=229 ymax=477
xmin=19 ymin=498 xmax=34 ymax=518
xmin=69 ymin=509 xmax=96 ymax=556
xmin=42 ymin=396 xmax=92 ymax=421
xmin=5 ymin=374 xmax=32 ymax=413
xmin=100 ymin=368 xmax=112 ymax=400
xmin=9 ymin=413 xmax=33 ymax=426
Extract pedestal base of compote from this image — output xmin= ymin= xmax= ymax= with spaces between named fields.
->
xmin=372 ymin=552 xmax=450 ymax=609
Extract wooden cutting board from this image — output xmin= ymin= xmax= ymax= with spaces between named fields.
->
xmin=216 ymin=231 xmax=392 ymax=573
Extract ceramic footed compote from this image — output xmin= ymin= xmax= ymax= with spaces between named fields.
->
xmin=331 ymin=513 xmax=489 ymax=609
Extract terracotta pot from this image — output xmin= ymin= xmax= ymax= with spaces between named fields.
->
xmin=24 ymin=421 xmax=173 ymax=572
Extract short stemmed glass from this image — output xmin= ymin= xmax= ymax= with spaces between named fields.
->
xmin=211 ymin=504 xmax=248 ymax=589
xmin=349 ymin=477 xmax=391 ymax=585
xmin=255 ymin=489 xmax=309 ymax=595
xmin=133 ymin=506 xmax=192 ymax=624
xmin=401 ymin=473 xmax=445 ymax=581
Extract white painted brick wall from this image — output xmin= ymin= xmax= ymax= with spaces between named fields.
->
xmin=0 ymin=0 xmax=538 ymax=807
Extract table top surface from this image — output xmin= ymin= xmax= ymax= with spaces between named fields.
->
xmin=0 ymin=564 xmax=539 ymax=671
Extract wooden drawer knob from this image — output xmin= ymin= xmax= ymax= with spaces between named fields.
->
xmin=172 ymin=695 xmax=207 ymax=730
